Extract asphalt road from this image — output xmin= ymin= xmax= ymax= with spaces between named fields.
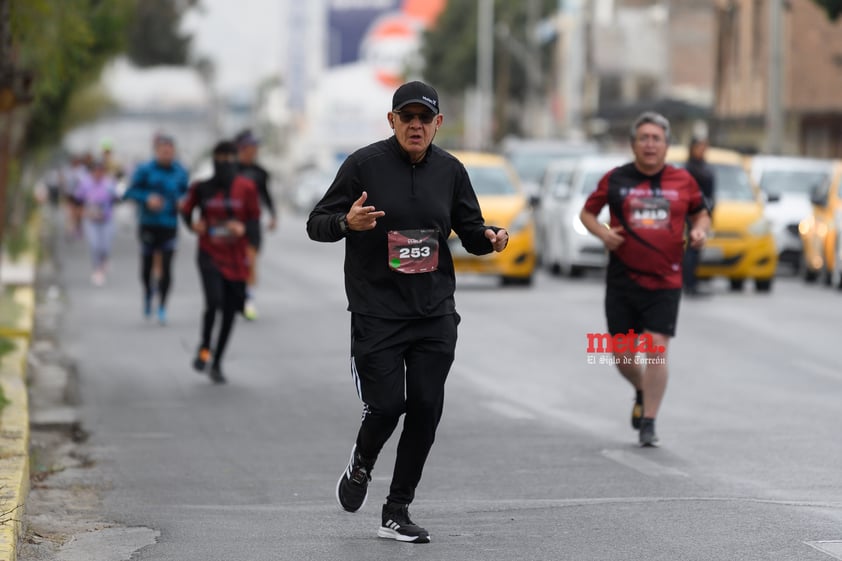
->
xmin=46 ymin=205 xmax=842 ymax=561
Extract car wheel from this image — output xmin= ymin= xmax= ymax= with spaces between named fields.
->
xmin=755 ymin=278 xmax=773 ymax=292
xmin=569 ymin=266 xmax=585 ymax=278
xmin=729 ymin=278 xmax=745 ymax=292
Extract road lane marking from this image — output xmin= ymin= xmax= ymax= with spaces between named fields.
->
xmin=601 ymin=449 xmax=689 ymax=478
xmin=805 ymin=540 xmax=842 ymax=560
xmin=455 ymin=364 xmax=618 ymax=435
xmin=172 ymin=496 xmax=842 ymax=512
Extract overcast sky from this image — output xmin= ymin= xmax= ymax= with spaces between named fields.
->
xmin=182 ymin=0 xmax=286 ymax=94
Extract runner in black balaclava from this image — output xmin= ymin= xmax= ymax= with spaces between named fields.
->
xmin=211 ymin=141 xmax=238 ymax=189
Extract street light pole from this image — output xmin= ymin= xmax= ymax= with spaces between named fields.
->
xmin=560 ymin=0 xmax=585 ymax=138
xmin=766 ymin=0 xmax=784 ymax=154
xmin=476 ymin=0 xmax=494 ymax=151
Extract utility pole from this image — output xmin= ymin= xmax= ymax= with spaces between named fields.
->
xmin=559 ymin=0 xmax=585 ymax=138
xmin=766 ymin=0 xmax=784 ymax=154
xmin=475 ymin=0 xmax=494 ymax=150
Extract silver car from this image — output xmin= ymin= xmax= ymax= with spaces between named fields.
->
xmin=542 ymin=154 xmax=628 ymax=276
xmin=750 ymin=155 xmax=835 ymax=273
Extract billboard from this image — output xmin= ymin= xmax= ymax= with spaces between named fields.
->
xmin=327 ymin=0 xmax=401 ymax=67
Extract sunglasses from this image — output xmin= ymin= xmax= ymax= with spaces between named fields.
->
xmin=394 ymin=110 xmax=436 ymax=124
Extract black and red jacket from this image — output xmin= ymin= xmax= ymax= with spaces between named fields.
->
xmin=181 ymin=176 xmax=260 ymax=281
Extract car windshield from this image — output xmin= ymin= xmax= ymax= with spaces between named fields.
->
xmin=509 ymin=153 xmax=558 ymax=184
xmin=710 ymin=164 xmax=756 ymax=201
xmin=579 ymin=170 xmax=607 ymax=195
xmin=465 ymin=165 xmax=518 ymax=196
xmin=575 ymin=160 xmax=626 ymax=195
xmin=672 ymin=162 xmax=756 ymax=202
xmin=759 ymin=170 xmax=830 ymax=196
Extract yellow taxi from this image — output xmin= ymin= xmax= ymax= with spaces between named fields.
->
xmin=799 ymin=160 xmax=842 ymax=287
xmin=667 ymin=146 xmax=778 ymax=292
xmin=448 ymin=151 xmax=536 ymax=285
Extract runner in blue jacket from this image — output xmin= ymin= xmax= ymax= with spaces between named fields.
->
xmin=123 ymin=134 xmax=189 ymax=324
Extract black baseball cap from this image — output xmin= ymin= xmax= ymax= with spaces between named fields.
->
xmin=392 ymin=81 xmax=440 ymax=114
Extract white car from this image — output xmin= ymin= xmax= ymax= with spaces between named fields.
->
xmin=534 ymin=158 xmax=578 ymax=262
xmin=750 ymin=155 xmax=835 ymax=273
xmin=542 ymin=154 xmax=628 ymax=276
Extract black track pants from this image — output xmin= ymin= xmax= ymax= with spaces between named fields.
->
xmin=197 ymin=251 xmax=245 ymax=367
xmin=349 ymin=312 xmax=459 ymax=505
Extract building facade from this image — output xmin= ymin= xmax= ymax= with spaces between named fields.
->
xmin=714 ymin=0 xmax=842 ymax=156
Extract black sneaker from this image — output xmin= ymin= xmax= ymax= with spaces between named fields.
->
xmin=631 ymin=392 xmax=643 ymax=430
xmin=336 ymin=446 xmax=371 ymax=513
xmin=209 ymin=365 xmax=227 ymax=384
xmin=378 ymin=503 xmax=430 ymax=543
xmin=639 ymin=417 xmax=659 ymax=447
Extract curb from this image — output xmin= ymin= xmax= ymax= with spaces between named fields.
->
xmin=0 ymin=212 xmax=40 ymax=560
xmin=0 ymin=334 xmax=30 ymax=561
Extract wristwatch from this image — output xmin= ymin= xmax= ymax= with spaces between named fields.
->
xmin=338 ymin=214 xmax=349 ymax=234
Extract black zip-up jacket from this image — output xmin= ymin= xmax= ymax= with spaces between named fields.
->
xmin=307 ymin=136 xmax=497 ymax=319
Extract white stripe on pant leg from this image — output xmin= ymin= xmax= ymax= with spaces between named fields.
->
xmin=351 ymin=355 xmax=363 ymax=400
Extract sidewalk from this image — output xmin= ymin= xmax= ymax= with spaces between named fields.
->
xmin=0 ymin=216 xmax=40 ymax=561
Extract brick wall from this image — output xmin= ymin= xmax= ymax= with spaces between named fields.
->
xmin=788 ymin=0 xmax=842 ymax=112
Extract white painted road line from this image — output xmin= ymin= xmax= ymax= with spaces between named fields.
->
xmin=601 ymin=448 xmax=690 ymax=478
xmin=805 ymin=540 xmax=842 ymax=560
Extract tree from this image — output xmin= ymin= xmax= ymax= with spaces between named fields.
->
xmin=126 ymin=0 xmax=197 ymax=68
xmin=11 ymin=0 xmax=197 ymax=149
xmin=420 ymin=0 xmax=558 ymax=140
xmin=812 ymin=0 xmax=842 ymax=21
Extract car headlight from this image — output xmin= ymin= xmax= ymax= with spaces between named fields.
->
xmin=747 ymin=217 xmax=771 ymax=236
xmin=798 ymin=216 xmax=813 ymax=236
xmin=508 ymin=208 xmax=531 ymax=235
xmin=573 ymin=214 xmax=589 ymax=235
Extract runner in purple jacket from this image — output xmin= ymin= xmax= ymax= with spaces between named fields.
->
xmin=74 ymin=159 xmax=120 ymax=286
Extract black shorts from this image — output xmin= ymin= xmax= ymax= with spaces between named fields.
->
xmin=139 ymin=226 xmax=178 ymax=254
xmin=605 ymin=276 xmax=681 ymax=337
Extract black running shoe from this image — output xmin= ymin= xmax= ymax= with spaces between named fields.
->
xmin=193 ymin=347 xmax=211 ymax=373
xmin=631 ymin=392 xmax=643 ymax=430
xmin=378 ymin=503 xmax=430 ymax=543
xmin=336 ymin=446 xmax=371 ymax=513
xmin=209 ymin=365 xmax=227 ymax=384
xmin=639 ymin=417 xmax=659 ymax=447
